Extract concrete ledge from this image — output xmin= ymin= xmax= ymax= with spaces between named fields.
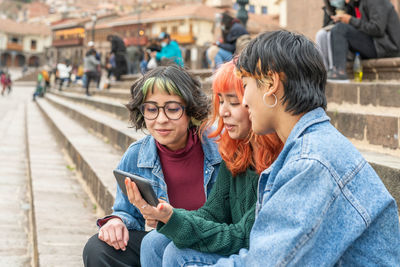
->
xmin=347 ymin=57 xmax=400 ymax=81
xmin=371 ymin=162 xmax=400 ymax=209
xmin=55 ymin=87 xmax=131 ymax=101
xmin=35 ymin=99 xmax=119 ymax=214
xmin=45 ymin=94 xmax=144 ymax=152
xmin=327 ymin=111 xmax=399 ymax=150
xmin=50 ymin=91 xmax=130 ymax=121
xmin=326 ymin=81 xmax=400 ymax=108
xmin=360 ymin=149 xmax=400 ymax=210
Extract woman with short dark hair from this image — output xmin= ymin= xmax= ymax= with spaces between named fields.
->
xmin=210 ymin=30 xmax=400 ymax=266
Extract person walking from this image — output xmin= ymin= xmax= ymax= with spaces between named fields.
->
xmin=83 ymin=49 xmax=100 ymax=96
xmin=57 ymin=59 xmax=72 ymax=91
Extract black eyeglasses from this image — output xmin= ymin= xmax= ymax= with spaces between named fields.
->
xmin=140 ymin=101 xmax=186 ymax=120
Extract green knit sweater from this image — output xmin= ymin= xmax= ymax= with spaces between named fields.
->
xmin=157 ymin=161 xmax=258 ymax=256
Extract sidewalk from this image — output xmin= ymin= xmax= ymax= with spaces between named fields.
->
xmin=0 ymin=84 xmax=32 ymax=266
xmin=0 ymin=83 xmax=99 ymax=266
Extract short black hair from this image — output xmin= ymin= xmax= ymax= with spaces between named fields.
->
xmin=236 ymin=30 xmax=327 ymax=115
xmin=126 ymin=65 xmax=210 ymax=130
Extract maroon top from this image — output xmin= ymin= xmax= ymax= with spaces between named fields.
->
xmin=156 ymin=129 xmax=205 ymax=210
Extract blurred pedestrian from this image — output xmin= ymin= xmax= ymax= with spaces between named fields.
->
xmin=107 ymin=35 xmax=127 ymax=81
xmin=126 ymin=45 xmax=142 ymax=74
xmin=87 ymin=41 xmax=102 ymax=89
xmin=57 ymin=59 xmax=72 ymax=91
xmin=33 ymin=71 xmax=44 ymax=101
xmin=84 ymin=49 xmax=100 ymax=96
xmin=1 ymin=71 xmax=12 ymax=95
xmin=154 ymin=32 xmax=183 ymax=67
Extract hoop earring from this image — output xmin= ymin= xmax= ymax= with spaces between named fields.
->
xmin=263 ymin=93 xmax=277 ymax=108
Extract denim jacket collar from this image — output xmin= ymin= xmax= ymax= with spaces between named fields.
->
xmin=137 ymin=133 xmax=221 ymax=169
xmin=137 ymin=135 xmax=158 ymax=168
xmin=285 ymin=107 xmax=330 ymax=146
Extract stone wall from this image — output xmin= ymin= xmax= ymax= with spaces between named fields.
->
xmin=285 ymin=0 xmax=324 ymax=41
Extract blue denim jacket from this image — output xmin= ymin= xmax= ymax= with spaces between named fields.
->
xmin=112 ymin=133 xmax=221 ymax=231
xmin=213 ymin=108 xmax=400 ymax=266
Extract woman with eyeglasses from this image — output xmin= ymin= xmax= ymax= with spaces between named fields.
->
xmin=127 ymin=61 xmax=282 ymax=266
xmin=83 ymin=65 xmax=222 ymax=267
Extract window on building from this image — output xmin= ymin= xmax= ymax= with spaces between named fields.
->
xmin=172 ymin=26 xmax=178 ymax=34
xmin=262 ymin=6 xmax=268 ymax=14
xmin=31 ymin=40 xmax=37 ymax=50
xmin=161 ymin=27 xmax=167 ymax=34
xmin=11 ymin=37 xmax=19 ymax=43
xmin=249 ymin=5 xmax=255 ymax=13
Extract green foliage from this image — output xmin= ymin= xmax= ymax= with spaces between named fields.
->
xmin=66 ymin=165 xmax=76 ymax=171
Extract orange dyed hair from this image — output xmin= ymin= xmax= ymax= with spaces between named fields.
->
xmin=202 ymin=61 xmax=283 ymax=176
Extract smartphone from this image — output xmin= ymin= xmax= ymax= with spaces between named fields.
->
xmin=113 ymin=169 xmax=159 ymax=207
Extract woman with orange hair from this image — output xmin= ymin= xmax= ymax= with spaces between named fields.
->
xmin=127 ymin=61 xmax=282 ymax=266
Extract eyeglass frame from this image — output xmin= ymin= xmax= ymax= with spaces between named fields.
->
xmin=139 ymin=101 xmax=186 ymax=120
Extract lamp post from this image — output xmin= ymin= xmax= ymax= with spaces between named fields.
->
xmin=236 ymin=0 xmax=249 ymax=26
xmin=91 ymin=14 xmax=97 ymax=42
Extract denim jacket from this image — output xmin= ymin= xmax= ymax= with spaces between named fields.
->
xmin=112 ymin=133 xmax=221 ymax=231
xmin=213 ymin=108 xmax=400 ymax=266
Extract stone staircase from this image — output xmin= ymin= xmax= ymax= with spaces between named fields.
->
xmin=18 ymin=60 xmax=399 ymax=265
xmin=53 ymin=64 xmax=400 ymax=212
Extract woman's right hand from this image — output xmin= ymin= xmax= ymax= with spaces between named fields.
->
xmin=98 ymin=218 xmax=129 ymax=251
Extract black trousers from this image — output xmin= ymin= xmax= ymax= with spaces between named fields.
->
xmin=85 ymin=71 xmax=98 ymax=95
xmin=331 ymin=22 xmax=377 ymax=72
xmin=83 ymin=230 xmax=148 ymax=267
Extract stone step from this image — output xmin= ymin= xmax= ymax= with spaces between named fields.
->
xmin=55 ymin=87 xmax=131 ymax=101
xmin=357 ymin=149 xmax=400 ymax=211
xmin=346 ymin=57 xmax=400 ymax=81
xmin=35 ymin=97 xmax=123 ymax=214
xmin=27 ymin=98 xmax=99 ymax=267
xmin=63 ymin=78 xmax=213 ymax=99
xmin=52 ymin=88 xmax=400 ymax=155
xmin=45 ymin=93 xmax=145 ymax=152
xmin=326 ymin=81 xmax=400 ymax=108
xmin=49 ymin=91 xmax=131 ymax=121
xmin=327 ymin=103 xmax=400 ymax=152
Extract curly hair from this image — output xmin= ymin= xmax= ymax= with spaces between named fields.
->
xmin=126 ymin=65 xmax=210 ymax=131
xmin=202 ymin=61 xmax=283 ymax=176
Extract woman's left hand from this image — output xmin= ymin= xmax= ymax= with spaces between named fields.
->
xmin=331 ymin=14 xmax=352 ymax=24
xmin=125 ymin=178 xmax=174 ymax=224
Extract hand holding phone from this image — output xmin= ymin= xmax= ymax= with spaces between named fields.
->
xmin=113 ymin=169 xmax=159 ymax=206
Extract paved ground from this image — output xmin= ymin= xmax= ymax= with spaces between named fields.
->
xmin=0 ymin=83 xmax=98 ymax=267
xmin=0 ymin=83 xmax=33 ymax=266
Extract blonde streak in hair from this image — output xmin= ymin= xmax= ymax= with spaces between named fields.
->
xmin=164 ymin=78 xmax=183 ymax=97
xmin=141 ymin=77 xmax=156 ymax=100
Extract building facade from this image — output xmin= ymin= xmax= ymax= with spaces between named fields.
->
xmin=0 ymin=19 xmax=51 ymax=68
